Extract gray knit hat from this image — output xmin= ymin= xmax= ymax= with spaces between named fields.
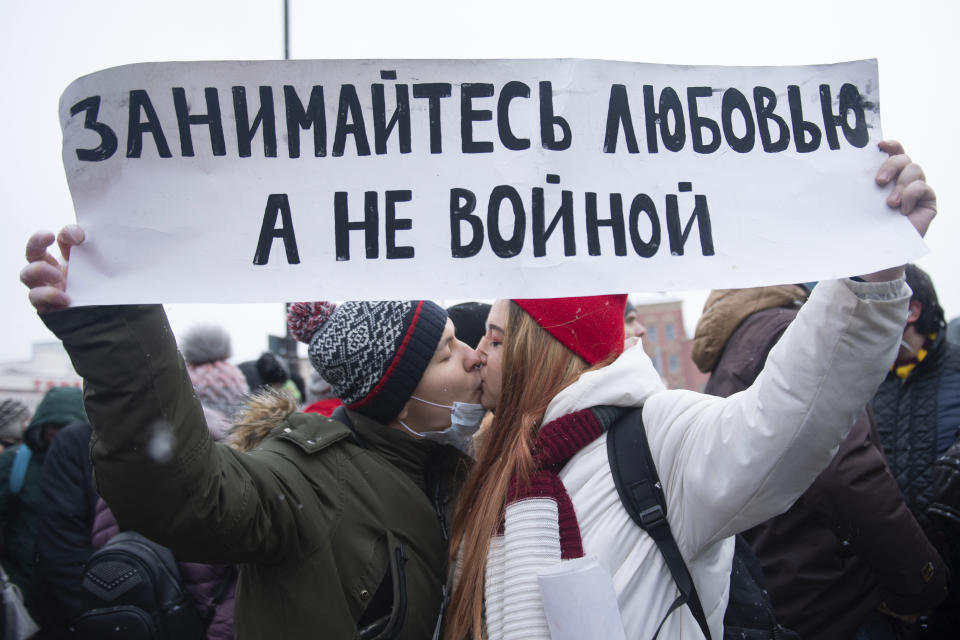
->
xmin=180 ymin=324 xmax=232 ymax=365
xmin=288 ymin=300 xmax=447 ymax=423
xmin=0 ymin=399 xmax=30 ymax=441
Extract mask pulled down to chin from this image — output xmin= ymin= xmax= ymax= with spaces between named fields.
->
xmin=398 ymin=396 xmax=487 ymax=456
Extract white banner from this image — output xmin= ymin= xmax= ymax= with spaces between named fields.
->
xmin=58 ymin=58 xmax=925 ymax=304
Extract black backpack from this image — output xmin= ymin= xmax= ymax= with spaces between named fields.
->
xmin=607 ymin=406 xmax=799 ymax=640
xmin=72 ymin=531 xmax=206 ymax=639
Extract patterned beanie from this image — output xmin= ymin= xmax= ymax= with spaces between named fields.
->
xmin=512 ymin=295 xmax=628 ymax=365
xmin=288 ymin=300 xmax=447 ymax=423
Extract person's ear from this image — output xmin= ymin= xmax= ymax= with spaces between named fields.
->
xmin=396 ymin=404 xmax=409 ymax=422
xmin=907 ymin=300 xmax=922 ymax=324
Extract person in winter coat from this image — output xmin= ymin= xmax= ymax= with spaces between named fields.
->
xmin=872 ymin=264 xmax=960 ymax=531
xmin=239 ymin=351 xmax=305 ymax=402
xmin=180 ymin=324 xmax=250 ymax=437
xmin=91 ymin=498 xmax=237 ymax=640
xmin=691 ymin=284 xmax=946 ymax=639
xmin=443 ymin=142 xmax=936 ymax=640
xmin=89 ymin=374 xmax=240 ymax=640
xmin=301 ymin=370 xmax=343 ymax=418
xmin=623 ymin=299 xmax=648 ymax=343
xmin=0 ymin=387 xmax=87 ymax=602
xmin=30 ymin=421 xmax=96 ymax=638
xmin=871 ymin=263 xmax=960 ymax=637
xmin=18 ymin=235 xmax=484 ymax=640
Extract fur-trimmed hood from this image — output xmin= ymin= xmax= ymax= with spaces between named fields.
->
xmin=226 ymin=390 xmax=299 ymax=452
xmin=691 ymin=285 xmax=808 ymax=374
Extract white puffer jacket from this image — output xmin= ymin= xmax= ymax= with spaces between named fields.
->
xmin=483 ymin=277 xmax=910 ymax=640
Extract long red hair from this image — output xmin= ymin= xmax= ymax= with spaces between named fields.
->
xmin=444 ymin=303 xmax=597 ymax=639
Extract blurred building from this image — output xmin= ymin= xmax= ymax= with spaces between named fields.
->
xmin=633 ymin=297 xmax=709 ymax=392
xmin=0 ymin=342 xmax=82 ymax=408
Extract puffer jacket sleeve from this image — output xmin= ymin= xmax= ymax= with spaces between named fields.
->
xmin=643 ymin=278 xmax=910 ymax=557
xmin=41 ymin=304 xmax=338 ymax=565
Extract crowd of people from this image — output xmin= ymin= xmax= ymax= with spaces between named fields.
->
xmin=2 ymin=140 xmax=957 ymax=639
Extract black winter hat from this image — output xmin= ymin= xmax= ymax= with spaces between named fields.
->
xmin=905 ymin=264 xmax=945 ymax=334
xmin=256 ymin=352 xmax=290 ymax=384
xmin=446 ymin=302 xmax=491 ymax=349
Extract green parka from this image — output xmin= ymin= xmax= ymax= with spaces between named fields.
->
xmin=42 ymin=305 xmax=466 ymax=639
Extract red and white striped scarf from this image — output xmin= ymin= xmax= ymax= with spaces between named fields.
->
xmin=502 ymin=405 xmax=626 ymax=556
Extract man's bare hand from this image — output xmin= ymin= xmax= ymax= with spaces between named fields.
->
xmin=20 ymin=225 xmax=85 ymax=313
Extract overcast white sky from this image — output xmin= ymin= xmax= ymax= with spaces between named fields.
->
xmin=2 ymin=0 xmax=957 ymax=364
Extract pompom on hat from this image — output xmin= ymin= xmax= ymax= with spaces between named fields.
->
xmin=288 ymin=300 xmax=447 ymax=423
xmin=288 ymin=302 xmax=337 ymax=343
xmin=512 ymin=295 xmax=628 ymax=365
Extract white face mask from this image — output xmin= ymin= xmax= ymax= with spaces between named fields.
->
xmin=398 ymin=395 xmax=486 ymax=455
xmin=900 ymin=338 xmax=917 ymax=355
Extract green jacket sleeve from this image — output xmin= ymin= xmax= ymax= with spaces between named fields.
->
xmin=41 ymin=305 xmax=338 ymax=565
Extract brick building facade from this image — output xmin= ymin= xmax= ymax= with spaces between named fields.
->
xmin=632 ymin=298 xmax=709 ymax=392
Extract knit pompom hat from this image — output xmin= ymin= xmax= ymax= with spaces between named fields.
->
xmin=288 ymin=300 xmax=447 ymax=423
xmin=512 ymin=295 xmax=628 ymax=365
xmin=180 ymin=324 xmax=250 ymax=419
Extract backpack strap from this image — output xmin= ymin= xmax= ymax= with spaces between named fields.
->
xmin=607 ymin=407 xmax=712 ymax=640
xmin=9 ymin=445 xmax=32 ymax=496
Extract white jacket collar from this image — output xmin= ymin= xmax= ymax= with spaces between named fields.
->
xmin=542 ymin=343 xmax=665 ymax=424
